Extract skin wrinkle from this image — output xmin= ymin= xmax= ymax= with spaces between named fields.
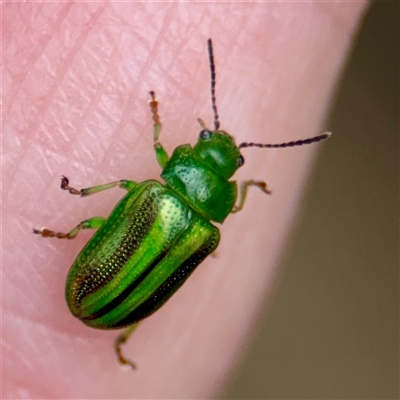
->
xmin=4 ymin=4 xmax=106 ymax=186
xmin=4 ymin=2 xmax=71 ymax=116
xmin=41 ymin=5 xmax=107 ymax=148
xmin=72 ymin=40 xmax=123 ymax=163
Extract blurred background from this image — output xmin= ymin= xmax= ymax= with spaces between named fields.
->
xmin=224 ymin=2 xmax=398 ymax=399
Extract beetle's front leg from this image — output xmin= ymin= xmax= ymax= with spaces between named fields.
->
xmin=115 ymin=323 xmax=140 ymax=370
xmin=149 ymin=91 xmax=169 ymax=168
xmin=33 ymin=216 xmax=105 ymax=239
xmin=232 ymin=180 xmax=272 ymax=213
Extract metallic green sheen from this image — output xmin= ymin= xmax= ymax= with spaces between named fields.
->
xmin=65 ymin=180 xmax=220 ymax=329
xmin=161 ymin=144 xmax=237 ymax=223
xmin=194 ymin=130 xmax=242 ymax=180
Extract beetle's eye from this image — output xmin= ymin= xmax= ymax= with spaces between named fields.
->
xmin=237 ymin=155 xmax=245 ymax=167
xmin=199 ymin=130 xmax=212 ymax=140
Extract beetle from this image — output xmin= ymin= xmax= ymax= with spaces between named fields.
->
xmin=34 ymin=39 xmax=330 ymax=369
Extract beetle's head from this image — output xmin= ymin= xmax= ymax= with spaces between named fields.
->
xmin=194 ymin=121 xmax=244 ymax=180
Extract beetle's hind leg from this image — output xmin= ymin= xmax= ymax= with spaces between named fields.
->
xmin=115 ymin=323 xmax=140 ymax=370
xmin=149 ymin=91 xmax=169 ymax=168
xmin=33 ymin=216 xmax=105 ymax=239
xmin=232 ymin=180 xmax=272 ymax=213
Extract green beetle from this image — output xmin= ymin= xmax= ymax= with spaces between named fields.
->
xmin=34 ymin=39 xmax=330 ymax=369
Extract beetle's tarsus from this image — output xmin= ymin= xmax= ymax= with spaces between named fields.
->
xmin=60 ymin=176 xmax=82 ymax=195
xmin=115 ymin=338 xmax=137 ymax=370
xmin=149 ymin=91 xmax=162 ymax=142
xmin=32 ymin=227 xmax=72 ymax=239
xmin=232 ymin=180 xmax=271 ymax=213
xmin=115 ymin=324 xmax=139 ymax=370
xmin=33 ymin=217 xmax=105 ymax=240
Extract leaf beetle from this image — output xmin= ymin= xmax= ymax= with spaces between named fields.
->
xmin=34 ymin=39 xmax=330 ymax=369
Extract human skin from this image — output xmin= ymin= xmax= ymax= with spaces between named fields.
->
xmin=3 ymin=2 xmax=367 ymax=399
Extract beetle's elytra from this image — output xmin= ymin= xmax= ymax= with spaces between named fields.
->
xmin=34 ymin=39 xmax=330 ymax=369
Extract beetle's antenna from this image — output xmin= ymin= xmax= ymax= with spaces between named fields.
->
xmin=207 ymin=39 xmax=220 ymax=131
xmin=239 ymin=132 xmax=331 ymax=149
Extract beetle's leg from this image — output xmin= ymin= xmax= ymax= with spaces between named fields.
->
xmin=60 ymin=176 xmax=137 ymax=197
xmin=149 ymin=91 xmax=162 ymax=142
xmin=33 ymin=216 xmax=105 ymax=239
xmin=232 ymin=180 xmax=272 ymax=213
xmin=115 ymin=323 xmax=140 ymax=370
xmin=154 ymin=142 xmax=169 ymax=168
xmin=149 ymin=91 xmax=169 ymax=168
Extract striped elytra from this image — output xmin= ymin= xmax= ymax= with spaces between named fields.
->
xmin=66 ymin=181 xmax=220 ymax=330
